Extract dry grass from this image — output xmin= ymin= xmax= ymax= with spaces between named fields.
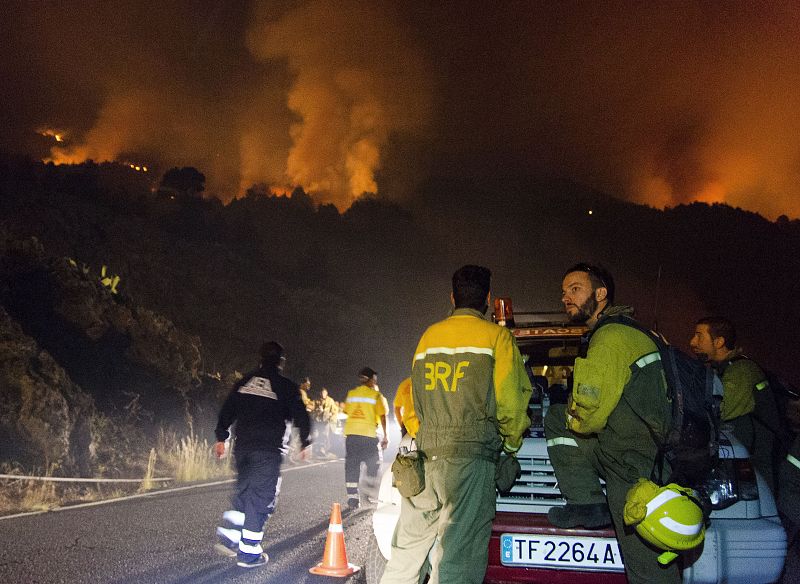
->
xmin=156 ymin=427 xmax=233 ymax=483
xmin=19 ymin=465 xmax=58 ymax=511
xmin=139 ymin=448 xmax=158 ymax=492
xmin=0 ymin=464 xmax=58 ymax=513
xmin=0 ymin=463 xmax=134 ymax=515
xmin=0 ymin=424 xmax=233 ymax=515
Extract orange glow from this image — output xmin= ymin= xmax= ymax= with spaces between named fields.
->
xmin=635 ymin=177 xmax=674 ymax=210
xmin=123 ymin=162 xmax=148 ymax=172
xmin=694 ymin=182 xmax=726 ymax=204
xmin=636 ymin=176 xmax=726 ymax=211
xmin=269 ymin=186 xmax=292 ymax=197
xmin=46 ymin=145 xmax=98 ymax=165
xmin=38 ymin=128 xmax=66 ymax=142
xmin=43 ymin=146 xmax=150 ymax=175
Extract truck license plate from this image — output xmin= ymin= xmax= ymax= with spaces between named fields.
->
xmin=500 ymin=533 xmax=625 ymax=572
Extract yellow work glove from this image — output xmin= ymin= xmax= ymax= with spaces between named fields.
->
xmin=623 ymin=478 xmax=661 ymax=526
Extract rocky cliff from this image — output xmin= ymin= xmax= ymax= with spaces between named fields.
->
xmin=0 ymin=235 xmax=210 ymax=476
xmin=0 ymin=303 xmax=94 ymax=474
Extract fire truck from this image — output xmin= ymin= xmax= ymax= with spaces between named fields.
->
xmin=367 ymin=306 xmax=787 ymax=583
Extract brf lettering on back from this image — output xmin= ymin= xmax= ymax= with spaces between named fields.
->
xmin=424 ymin=361 xmax=470 ymax=392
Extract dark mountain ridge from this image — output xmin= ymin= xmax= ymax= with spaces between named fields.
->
xmin=1 ymin=154 xmax=798 ymax=477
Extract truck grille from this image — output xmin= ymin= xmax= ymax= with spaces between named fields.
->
xmin=496 ymin=452 xmax=565 ymax=513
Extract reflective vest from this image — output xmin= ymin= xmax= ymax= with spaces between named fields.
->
xmin=343 ymin=385 xmax=387 ymax=438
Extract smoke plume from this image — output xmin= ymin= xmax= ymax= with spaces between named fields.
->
xmin=3 ymin=1 xmax=800 ymax=217
xmin=246 ymin=0 xmax=433 ymax=208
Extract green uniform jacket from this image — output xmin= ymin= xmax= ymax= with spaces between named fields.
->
xmin=548 ymin=307 xmax=677 ymax=584
xmin=567 ymin=306 xmax=669 ymax=438
xmin=411 ymin=308 xmax=531 ymax=456
xmin=714 ymin=350 xmax=768 ymax=422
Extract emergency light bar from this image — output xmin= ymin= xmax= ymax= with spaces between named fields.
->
xmin=493 ymin=297 xmax=587 ymax=336
xmin=493 ymin=297 xmax=515 ymax=327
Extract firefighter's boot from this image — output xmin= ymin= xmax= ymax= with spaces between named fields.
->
xmin=548 ymin=502 xmax=612 ymax=529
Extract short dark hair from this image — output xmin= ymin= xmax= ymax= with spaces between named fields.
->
xmin=697 ymin=316 xmax=736 ymax=349
xmin=260 ymin=341 xmax=284 ymax=367
xmin=452 ymin=265 xmax=491 ymax=310
xmin=563 ymin=263 xmax=615 ymax=304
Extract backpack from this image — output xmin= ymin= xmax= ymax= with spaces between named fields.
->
xmin=593 ymin=314 xmax=724 ymax=489
xmin=726 ymin=355 xmax=796 ymax=465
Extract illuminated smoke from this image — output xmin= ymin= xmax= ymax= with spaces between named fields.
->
xmin=24 ymin=1 xmax=432 ymax=208
xmin=4 ymin=2 xmax=800 ymax=217
xmin=38 ymin=128 xmax=65 ymax=142
xmin=45 ymin=87 xmax=244 ymax=196
xmin=501 ymin=2 xmax=800 ymax=220
xmin=247 ymin=0 xmax=433 ymax=209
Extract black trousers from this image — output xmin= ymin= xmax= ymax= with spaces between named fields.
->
xmin=233 ymin=449 xmax=282 ymax=533
xmin=345 ymin=435 xmax=380 ymax=494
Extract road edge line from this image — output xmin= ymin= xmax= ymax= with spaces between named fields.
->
xmin=0 ymin=459 xmax=340 ymax=521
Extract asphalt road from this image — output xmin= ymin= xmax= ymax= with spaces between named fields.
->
xmin=0 ymin=459 xmax=382 ymax=584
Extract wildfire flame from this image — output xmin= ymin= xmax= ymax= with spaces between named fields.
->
xmin=38 ymin=128 xmax=65 ymax=143
xmin=269 ymin=186 xmax=292 ymax=197
xmin=39 ymin=133 xmax=150 ymax=173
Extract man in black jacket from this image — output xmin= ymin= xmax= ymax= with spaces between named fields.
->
xmin=214 ymin=341 xmax=311 ymax=568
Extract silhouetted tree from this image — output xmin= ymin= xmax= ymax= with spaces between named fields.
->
xmin=245 ymin=183 xmax=270 ymax=199
xmin=288 ymin=186 xmax=315 ymax=211
xmin=158 ymin=167 xmax=205 ymax=199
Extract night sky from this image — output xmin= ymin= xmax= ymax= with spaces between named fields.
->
xmin=3 ymin=0 xmax=800 ymax=218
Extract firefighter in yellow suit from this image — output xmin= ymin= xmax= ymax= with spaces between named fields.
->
xmin=381 ymin=265 xmax=531 ymax=584
xmin=393 ymin=377 xmax=419 ymax=437
xmin=343 ymin=367 xmax=388 ymax=508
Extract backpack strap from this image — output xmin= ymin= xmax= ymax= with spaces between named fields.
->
xmin=593 ymin=315 xmax=672 ymax=484
xmin=716 ymin=353 xmax=745 ymax=377
xmin=593 ymin=313 xmax=665 ymax=348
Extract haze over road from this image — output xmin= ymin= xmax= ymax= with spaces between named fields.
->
xmin=0 ymin=459 xmax=377 ymax=583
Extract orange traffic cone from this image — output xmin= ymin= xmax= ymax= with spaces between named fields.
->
xmin=310 ymin=503 xmax=361 ymax=577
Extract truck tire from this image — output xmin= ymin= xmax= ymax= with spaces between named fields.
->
xmin=366 ymin=534 xmax=387 ymax=584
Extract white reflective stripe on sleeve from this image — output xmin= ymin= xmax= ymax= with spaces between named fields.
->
xmin=241 ymin=528 xmax=263 ymax=541
xmin=787 ymin=454 xmax=800 ymax=470
xmin=635 ymin=352 xmax=661 ymax=369
xmin=328 ymin=523 xmax=344 ymax=533
xmin=645 ymin=489 xmax=681 ymax=517
xmin=660 ymin=516 xmax=703 ymax=536
xmin=347 ymin=396 xmax=377 ymax=404
xmin=546 ymin=437 xmax=579 ymax=448
xmin=414 ymin=346 xmax=494 ymax=361
xmin=222 ymin=510 xmax=245 ymax=526
xmin=756 ymin=380 xmax=769 ymax=391
xmin=238 ymin=541 xmax=264 ymax=555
